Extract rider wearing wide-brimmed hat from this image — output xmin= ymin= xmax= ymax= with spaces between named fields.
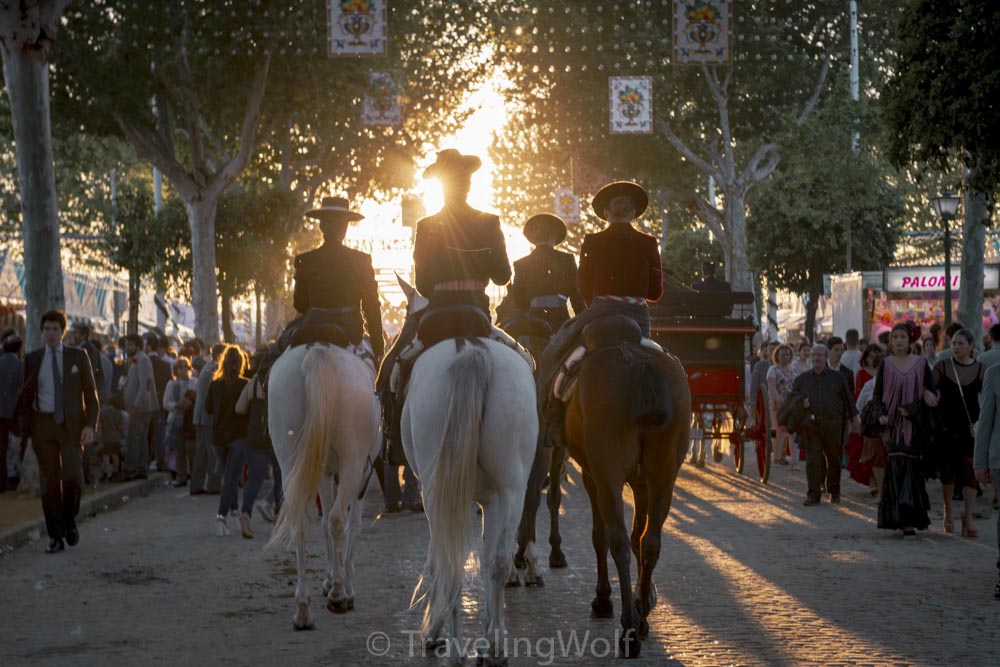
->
xmin=377 ymin=149 xmax=512 ymax=448
xmin=537 ymin=181 xmax=664 ymax=428
xmin=509 ymin=213 xmax=584 ymax=332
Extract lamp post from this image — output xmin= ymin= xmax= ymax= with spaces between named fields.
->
xmin=931 ymin=192 xmax=962 ymax=326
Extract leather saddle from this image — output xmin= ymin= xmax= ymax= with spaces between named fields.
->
xmin=289 ymin=308 xmax=352 ymax=349
xmin=502 ymin=312 xmax=553 ymax=341
xmin=582 ymin=315 xmax=642 ymax=351
xmin=417 ymin=305 xmax=493 ymax=349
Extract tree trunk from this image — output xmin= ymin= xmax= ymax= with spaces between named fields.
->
xmin=265 ymin=298 xmax=285 ymax=342
xmin=185 ymin=197 xmax=221 ymax=343
xmin=254 ymin=288 xmax=263 ymax=350
xmin=1 ymin=42 xmax=64 ymax=350
xmin=957 ymin=185 xmax=989 ymax=351
xmin=219 ymin=284 xmax=235 ymax=343
xmin=127 ymin=269 xmax=141 ymax=336
xmin=726 ymin=190 xmax=752 ymax=295
xmin=805 ymin=273 xmax=822 ymax=343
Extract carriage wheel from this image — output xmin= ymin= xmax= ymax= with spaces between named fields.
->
xmin=755 ymin=435 xmax=771 ymax=484
xmin=732 ymin=434 xmax=744 ymax=474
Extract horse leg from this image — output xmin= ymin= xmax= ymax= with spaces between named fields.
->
xmin=479 ymin=492 xmax=515 ymax=666
xmin=317 ymin=475 xmax=337 ymax=599
xmin=627 ymin=477 xmax=648 ymax=564
xmin=635 ymin=490 xmax=671 ymax=641
xmin=581 ymin=472 xmax=613 ymax=619
xmin=547 ymin=445 xmax=567 ymax=569
xmin=325 ymin=470 xmax=356 ymax=614
xmin=292 ymin=529 xmax=315 ymax=631
xmin=513 ymin=440 xmax=547 ymax=575
xmin=593 ymin=479 xmax=642 ymax=658
xmin=341 ymin=492 xmax=365 ymax=608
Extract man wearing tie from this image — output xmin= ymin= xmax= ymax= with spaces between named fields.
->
xmin=11 ymin=311 xmax=99 ymax=553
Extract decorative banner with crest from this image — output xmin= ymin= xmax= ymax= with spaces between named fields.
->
xmin=363 ymin=72 xmax=402 ymax=126
xmin=554 ymin=187 xmax=581 ymax=224
xmin=673 ymin=0 xmax=733 ymax=65
xmin=609 ymin=76 xmax=653 ymax=135
xmin=327 ymin=0 xmax=387 ymax=57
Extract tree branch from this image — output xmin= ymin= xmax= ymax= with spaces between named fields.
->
xmin=740 ymin=142 xmax=781 ymax=187
xmin=701 ymin=63 xmax=735 ymax=180
xmin=660 ymin=182 xmax=726 ymax=241
xmin=206 ymin=49 xmax=273 ymax=201
xmin=795 ymin=48 xmax=832 ymax=126
xmin=113 ymin=112 xmax=199 ymax=201
xmin=654 ymin=116 xmax=724 ymax=184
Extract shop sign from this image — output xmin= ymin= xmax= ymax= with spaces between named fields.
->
xmin=883 ymin=265 xmax=1000 ymax=293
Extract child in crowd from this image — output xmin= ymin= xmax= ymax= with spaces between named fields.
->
xmin=99 ymin=392 xmax=127 ymax=481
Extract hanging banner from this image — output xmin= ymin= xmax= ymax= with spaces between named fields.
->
xmin=362 ymin=72 xmax=403 ymax=126
xmin=609 ymin=76 xmax=653 ymax=135
xmin=673 ymin=0 xmax=733 ymax=65
xmin=327 ymin=0 xmax=387 ymax=57
xmin=554 ymin=188 xmax=581 ymax=224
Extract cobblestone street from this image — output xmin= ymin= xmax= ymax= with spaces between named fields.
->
xmin=1 ymin=454 xmax=998 ymax=666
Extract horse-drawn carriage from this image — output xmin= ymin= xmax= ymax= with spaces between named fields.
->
xmin=649 ymin=290 xmax=772 ymax=483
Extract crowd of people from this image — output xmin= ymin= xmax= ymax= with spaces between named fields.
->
xmin=0 ymin=317 xmax=293 ymax=547
xmin=750 ymin=322 xmax=1000 ymax=598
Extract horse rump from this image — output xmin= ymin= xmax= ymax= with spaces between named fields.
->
xmin=632 ymin=359 xmax=671 ymax=428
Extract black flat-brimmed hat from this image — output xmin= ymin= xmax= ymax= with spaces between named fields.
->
xmin=423 ymin=149 xmax=482 ymax=180
xmin=523 ymin=213 xmax=568 ymax=245
xmin=305 ymin=196 xmax=364 ymax=223
xmin=591 ymin=181 xmax=648 ymax=221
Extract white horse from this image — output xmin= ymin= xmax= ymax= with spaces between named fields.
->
xmin=400 ymin=285 xmax=538 ymax=665
xmin=266 ymin=343 xmax=381 ymax=631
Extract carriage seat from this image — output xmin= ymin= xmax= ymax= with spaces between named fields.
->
xmin=416 ymin=305 xmax=493 ymax=349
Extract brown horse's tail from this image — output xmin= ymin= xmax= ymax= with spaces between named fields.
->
xmin=632 ymin=360 xmax=672 ymax=428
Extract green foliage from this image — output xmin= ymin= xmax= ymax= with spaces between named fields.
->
xmin=662 ymin=227 xmax=724 ymax=286
xmin=748 ymin=92 xmax=906 ymax=295
xmin=883 ymin=0 xmax=1000 ymax=197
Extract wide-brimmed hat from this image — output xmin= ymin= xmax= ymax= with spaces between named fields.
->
xmin=305 ymin=196 xmax=364 ymax=223
xmin=591 ymin=181 xmax=648 ymax=221
xmin=423 ymin=149 xmax=482 ymax=180
xmin=523 ymin=213 xmax=568 ymax=245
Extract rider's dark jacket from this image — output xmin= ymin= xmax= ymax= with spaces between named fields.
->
xmin=511 ymin=246 xmax=584 ymax=314
xmin=577 ymin=224 xmax=664 ymax=304
xmin=292 ymin=241 xmax=385 ymax=357
xmin=413 ymin=204 xmax=512 ymax=312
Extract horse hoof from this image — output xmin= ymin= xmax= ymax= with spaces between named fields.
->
xmin=637 ymin=618 xmax=650 ymax=641
xmin=293 ymin=620 xmax=315 ymax=631
xmin=590 ymin=597 xmax=614 ymax=619
xmin=513 ymin=552 xmax=527 ymax=570
xmin=477 ymin=655 xmax=508 ymax=667
xmin=326 ymin=597 xmax=352 ymax=614
xmin=505 ymin=575 xmax=522 ymax=588
xmin=425 ymin=637 xmax=447 ymax=651
xmin=618 ymin=629 xmax=642 ymax=658
xmin=524 ymin=574 xmax=545 ymax=588
xmin=548 ymin=551 xmax=567 ymax=569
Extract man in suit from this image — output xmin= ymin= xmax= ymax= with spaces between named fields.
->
xmin=145 ymin=335 xmax=172 ymax=472
xmin=692 ymin=261 xmax=731 ymax=292
xmin=10 ymin=311 xmax=99 ymax=553
xmin=0 ymin=335 xmax=24 ymax=493
xmin=510 ymin=213 xmax=584 ymax=332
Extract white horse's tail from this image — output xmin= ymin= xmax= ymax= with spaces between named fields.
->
xmin=417 ymin=345 xmax=492 ymax=638
xmin=268 ymin=346 xmax=338 ymax=550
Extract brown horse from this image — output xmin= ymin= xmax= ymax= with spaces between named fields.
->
xmin=561 ymin=316 xmax=690 ymax=658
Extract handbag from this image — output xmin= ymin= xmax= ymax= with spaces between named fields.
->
xmin=951 ymin=358 xmax=978 ymax=438
xmin=859 ymin=399 xmax=884 ymax=437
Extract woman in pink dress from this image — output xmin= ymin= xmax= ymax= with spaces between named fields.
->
xmin=875 ymin=322 xmax=938 ymax=536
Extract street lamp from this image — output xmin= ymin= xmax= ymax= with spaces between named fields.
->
xmin=931 ymin=192 xmax=962 ymax=326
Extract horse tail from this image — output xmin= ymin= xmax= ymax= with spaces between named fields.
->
xmin=632 ymin=359 xmax=672 ymax=428
xmin=416 ymin=345 xmax=492 ymax=638
xmin=268 ymin=346 xmax=338 ymax=550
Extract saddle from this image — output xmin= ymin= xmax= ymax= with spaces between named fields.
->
xmin=289 ymin=308 xmax=354 ymax=349
xmin=552 ymin=316 xmax=663 ymax=403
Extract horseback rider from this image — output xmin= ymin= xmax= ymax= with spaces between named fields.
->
xmin=377 ymin=149 xmax=512 ymax=445
xmin=259 ymin=196 xmax=383 ymax=384
xmin=509 ymin=213 xmax=584 ymax=334
xmin=537 ymin=181 xmax=664 ymax=427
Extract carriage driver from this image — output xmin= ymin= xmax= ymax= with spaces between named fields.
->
xmin=377 ymin=149 xmax=512 ymax=445
xmin=510 ymin=213 xmax=585 ymax=333
xmin=537 ymin=181 xmax=664 ymax=427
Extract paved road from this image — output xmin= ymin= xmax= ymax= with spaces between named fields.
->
xmin=1 ymin=456 xmax=998 ymax=666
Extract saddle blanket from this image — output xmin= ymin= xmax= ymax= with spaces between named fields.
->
xmin=553 ymin=338 xmax=663 ymax=402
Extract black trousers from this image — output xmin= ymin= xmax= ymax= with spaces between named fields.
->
xmin=32 ymin=414 xmax=83 ymax=540
xmin=0 ymin=417 xmax=11 ymax=492
xmin=802 ymin=418 xmax=843 ymax=499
